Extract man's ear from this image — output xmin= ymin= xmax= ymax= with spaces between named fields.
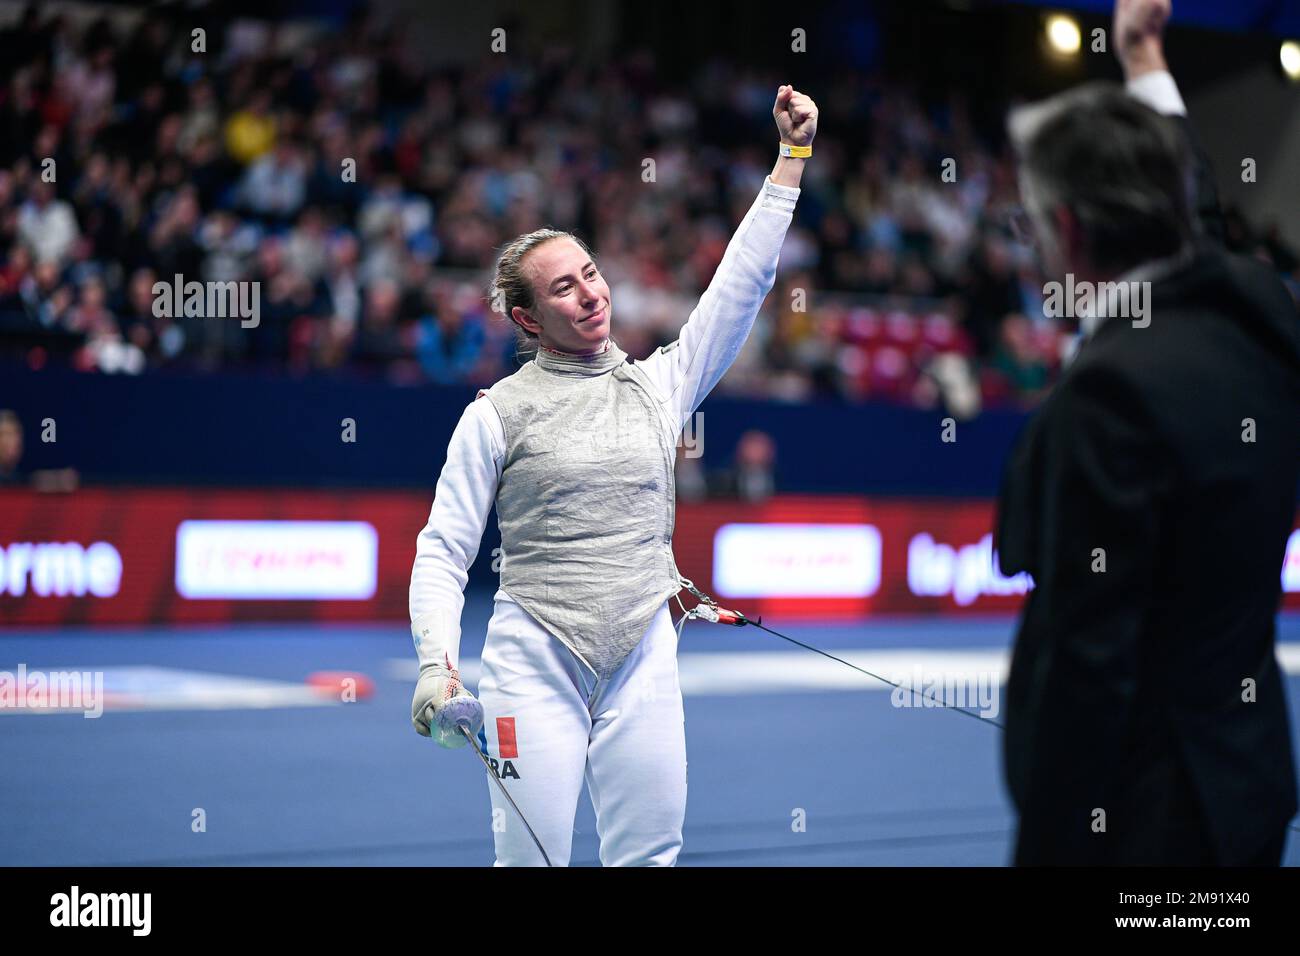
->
xmin=1052 ymin=205 xmax=1088 ymax=274
xmin=511 ymin=305 xmax=541 ymax=335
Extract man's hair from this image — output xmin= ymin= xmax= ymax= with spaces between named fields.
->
xmin=1008 ymin=82 xmax=1196 ymax=275
xmin=488 ymin=228 xmax=595 ymax=354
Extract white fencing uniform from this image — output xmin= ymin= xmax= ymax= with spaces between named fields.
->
xmin=410 ymin=175 xmax=800 ymax=865
xmin=477 ymin=593 xmax=686 ymax=866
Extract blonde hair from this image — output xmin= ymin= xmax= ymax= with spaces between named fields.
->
xmin=488 ymin=228 xmax=596 ymax=355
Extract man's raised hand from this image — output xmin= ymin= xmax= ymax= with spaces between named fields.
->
xmin=1114 ymin=0 xmax=1171 ymax=78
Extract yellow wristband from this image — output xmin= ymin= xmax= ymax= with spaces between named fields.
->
xmin=779 ymin=143 xmax=812 ymax=158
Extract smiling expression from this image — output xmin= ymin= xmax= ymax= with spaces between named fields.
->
xmin=512 ymin=237 xmax=612 ymax=353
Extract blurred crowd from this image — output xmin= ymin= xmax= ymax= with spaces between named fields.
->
xmin=0 ymin=4 xmax=1296 ymax=414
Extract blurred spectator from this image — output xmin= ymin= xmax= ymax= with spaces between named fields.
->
xmin=0 ymin=409 xmax=23 ymax=484
xmin=988 ymin=312 xmax=1049 ymax=406
xmin=18 ymin=181 xmax=78 ymax=266
xmin=21 ymin=260 xmax=73 ymax=328
xmin=961 ymin=234 xmax=1022 ymax=359
xmin=118 ymin=266 xmax=183 ymax=360
xmin=415 ymin=280 xmax=485 ymax=384
xmin=224 ymin=90 xmax=277 ymax=165
xmin=352 ymin=277 xmax=411 ymax=373
xmin=284 ymin=208 xmax=329 ymax=284
xmin=238 ymin=141 xmax=306 ymax=220
xmin=0 ymin=409 xmax=79 ymax=491
xmin=713 ymin=430 xmax=777 ymax=502
xmin=674 ymin=442 xmax=708 ymax=503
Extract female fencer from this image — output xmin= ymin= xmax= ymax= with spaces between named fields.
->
xmin=410 ymin=84 xmax=817 ymax=866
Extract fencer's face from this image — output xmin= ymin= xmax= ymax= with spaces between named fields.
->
xmin=514 ymin=238 xmax=612 ymax=353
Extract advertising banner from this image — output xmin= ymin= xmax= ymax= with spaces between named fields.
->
xmin=2 ymin=488 xmax=1297 ymax=625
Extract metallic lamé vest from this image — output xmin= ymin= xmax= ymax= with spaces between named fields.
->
xmin=480 ymin=340 xmax=682 ymax=680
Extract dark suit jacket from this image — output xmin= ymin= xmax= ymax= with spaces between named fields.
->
xmin=995 ymin=116 xmax=1300 ymax=866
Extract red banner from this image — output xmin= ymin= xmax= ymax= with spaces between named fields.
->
xmin=0 ymin=488 xmax=428 ymax=626
xmin=1 ymin=487 xmax=1297 ymax=626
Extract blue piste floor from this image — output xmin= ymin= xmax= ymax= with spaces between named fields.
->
xmin=2 ymin=600 xmax=1297 ymax=866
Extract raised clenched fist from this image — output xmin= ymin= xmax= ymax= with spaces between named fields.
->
xmin=773 ymin=85 xmax=818 ymax=148
xmin=1113 ymin=0 xmax=1171 ymax=76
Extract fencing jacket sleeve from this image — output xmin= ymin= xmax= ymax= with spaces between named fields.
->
xmin=637 ymin=175 xmax=801 ymax=429
xmin=409 ymin=394 xmax=505 ymax=670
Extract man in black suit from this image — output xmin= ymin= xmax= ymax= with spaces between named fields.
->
xmin=996 ymin=0 xmax=1300 ymax=865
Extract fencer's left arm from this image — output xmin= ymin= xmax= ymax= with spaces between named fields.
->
xmin=636 ymin=177 xmax=800 ymax=429
xmin=637 ymin=86 xmax=814 ymax=429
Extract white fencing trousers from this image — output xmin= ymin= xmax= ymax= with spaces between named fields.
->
xmin=475 ymin=589 xmax=687 ymax=866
